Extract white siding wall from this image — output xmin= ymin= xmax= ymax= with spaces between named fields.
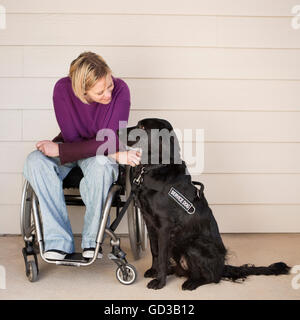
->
xmin=0 ymin=0 xmax=299 ymax=234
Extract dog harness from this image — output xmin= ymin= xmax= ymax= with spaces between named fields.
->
xmin=133 ymin=164 xmax=205 ymax=215
xmin=109 ymin=164 xmax=204 ymax=231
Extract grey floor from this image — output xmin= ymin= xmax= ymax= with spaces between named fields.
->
xmin=0 ymin=234 xmax=299 ymax=300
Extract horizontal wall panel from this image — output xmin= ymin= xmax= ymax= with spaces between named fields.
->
xmin=0 ymin=47 xmax=23 ymax=77
xmin=0 ymin=174 xmax=22 ymax=205
xmin=0 ymin=205 xmax=21 ymax=234
xmin=0 ymin=110 xmax=22 ymax=140
xmin=22 ymin=110 xmax=60 ymax=141
xmin=3 ymin=140 xmax=300 ymax=174
xmin=2 ymin=77 xmax=300 ymax=111
xmin=3 ymin=141 xmax=300 ymax=174
xmin=127 ymin=78 xmax=300 ymax=111
xmin=194 ymin=174 xmax=300 ymax=204
xmin=23 ymin=46 xmax=300 ymax=80
xmin=0 ymin=78 xmax=56 ymax=108
xmin=0 ymin=14 xmax=216 ymax=46
xmin=203 ymin=142 xmax=300 ymax=173
xmin=17 ymin=173 xmax=298 ymax=206
xmin=1 ymin=204 xmax=300 ymax=235
xmin=218 ymin=17 xmax=300 ymax=48
xmin=20 ymin=108 xmax=300 ymax=142
xmin=128 ymin=110 xmax=300 ymax=142
xmin=1 ymin=0 xmax=296 ymax=16
xmin=212 ymin=204 xmax=300 ymax=233
xmin=21 ymin=109 xmax=300 ymax=143
xmin=0 ymin=142 xmax=35 ymax=173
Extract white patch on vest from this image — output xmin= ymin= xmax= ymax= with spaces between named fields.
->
xmin=168 ymin=187 xmax=195 ymax=214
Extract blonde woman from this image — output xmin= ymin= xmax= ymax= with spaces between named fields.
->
xmin=23 ymin=52 xmax=141 ymax=260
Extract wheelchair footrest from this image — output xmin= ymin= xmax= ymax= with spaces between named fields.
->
xmin=43 ymin=252 xmax=86 ymax=264
xmin=63 ymin=252 xmax=87 ymax=262
xmin=52 ymin=252 xmax=102 ymax=267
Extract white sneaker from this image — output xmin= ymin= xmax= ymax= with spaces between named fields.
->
xmin=44 ymin=250 xmax=67 ymax=260
xmin=82 ymin=247 xmax=103 ymax=259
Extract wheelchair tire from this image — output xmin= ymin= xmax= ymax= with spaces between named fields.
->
xmin=136 ymin=206 xmax=148 ymax=251
xmin=125 ymin=166 xmax=148 ymax=260
xmin=20 ymin=180 xmax=34 ymax=240
xmin=116 ymin=264 xmax=137 ymax=285
xmin=20 ymin=180 xmax=40 ymax=252
xmin=26 ymin=260 xmax=38 ymax=282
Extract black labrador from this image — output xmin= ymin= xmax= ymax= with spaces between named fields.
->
xmin=118 ymin=118 xmax=290 ymax=290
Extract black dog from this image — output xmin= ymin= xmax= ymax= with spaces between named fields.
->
xmin=118 ymin=118 xmax=290 ymax=290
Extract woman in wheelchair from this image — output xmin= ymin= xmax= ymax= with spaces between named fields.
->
xmin=23 ymin=51 xmax=141 ymax=261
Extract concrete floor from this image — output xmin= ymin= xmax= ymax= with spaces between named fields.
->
xmin=0 ymin=234 xmax=299 ymax=300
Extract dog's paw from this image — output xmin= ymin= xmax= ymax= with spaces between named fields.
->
xmin=182 ymin=279 xmax=202 ymax=291
xmin=144 ymin=268 xmax=157 ymax=278
xmin=147 ymin=278 xmax=166 ymax=290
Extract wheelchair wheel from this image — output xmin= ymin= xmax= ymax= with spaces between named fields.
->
xmin=20 ymin=180 xmax=34 ymax=239
xmin=125 ymin=166 xmax=147 ymax=260
xmin=136 ymin=206 xmax=148 ymax=251
xmin=20 ymin=180 xmax=40 ymax=252
xmin=26 ymin=260 xmax=38 ymax=282
xmin=116 ymin=264 xmax=137 ymax=285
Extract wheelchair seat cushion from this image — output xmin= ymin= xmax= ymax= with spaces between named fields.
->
xmin=63 ymin=166 xmax=84 ymax=189
xmin=62 ymin=164 xmax=126 ymax=189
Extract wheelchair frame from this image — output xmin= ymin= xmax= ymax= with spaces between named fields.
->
xmin=20 ymin=165 xmax=147 ymax=284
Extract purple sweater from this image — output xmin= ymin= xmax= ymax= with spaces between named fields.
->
xmin=52 ymin=75 xmax=130 ymax=165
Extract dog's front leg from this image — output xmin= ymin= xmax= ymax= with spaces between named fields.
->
xmin=144 ymin=225 xmax=159 ymax=278
xmin=147 ymin=228 xmax=169 ymax=290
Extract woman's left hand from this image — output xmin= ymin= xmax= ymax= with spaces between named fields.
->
xmin=36 ymin=140 xmax=59 ymax=157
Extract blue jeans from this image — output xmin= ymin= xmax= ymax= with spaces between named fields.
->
xmin=23 ymin=150 xmax=119 ymax=253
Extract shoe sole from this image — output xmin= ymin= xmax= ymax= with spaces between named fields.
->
xmin=82 ymin=252 xmax=103 ymax=259
xmin=44 ymin=251 xmax=67 ymax=260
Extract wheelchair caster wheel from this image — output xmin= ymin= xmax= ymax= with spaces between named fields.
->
xmin=26 ymin=260 xmax=38 ymax=282
xmin=116 ymin=264 xmax=137 ymax=285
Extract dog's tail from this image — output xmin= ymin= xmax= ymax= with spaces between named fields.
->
xmin=222 ymin=262 xmax=290 ymax=282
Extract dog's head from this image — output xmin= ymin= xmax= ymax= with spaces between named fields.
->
xmin=118 ymin=118 xmax=181 ymax=165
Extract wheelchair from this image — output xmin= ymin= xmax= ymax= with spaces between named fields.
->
xmin=20 ymin=164 xmax=148 ymax=285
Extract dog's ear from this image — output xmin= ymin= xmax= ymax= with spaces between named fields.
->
xmin=138 ymin=118 xmax=182 ymax=164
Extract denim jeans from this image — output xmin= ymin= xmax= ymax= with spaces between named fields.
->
xmin=23 ymin=149 xmax=119 ymax=253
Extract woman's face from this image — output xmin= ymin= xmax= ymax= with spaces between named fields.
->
xmin=85 ymin=73 xmax=114 ymax=104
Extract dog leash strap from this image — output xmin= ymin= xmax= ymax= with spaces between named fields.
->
xmin=109 ymin=184 xmax=137 ymax=232
xmin=192 ymin=181 xmax=204 ymax=198
xmin=110 ymin=164 xmax=169 ymax=231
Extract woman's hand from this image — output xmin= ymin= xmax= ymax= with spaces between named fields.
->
xmin=36 ymin=140 xmax=59 ymax=157
xmin=109 ymin=150 xmax=142 ymax=167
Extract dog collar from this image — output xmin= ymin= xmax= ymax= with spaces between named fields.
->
xmin=133 ymin=164 xmax=168 ymax=187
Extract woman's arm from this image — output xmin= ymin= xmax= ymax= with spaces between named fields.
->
xmin=52 ymin=132 xmax=64 ymax=143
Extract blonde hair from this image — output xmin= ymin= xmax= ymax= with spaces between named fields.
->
xmin=68 ymin=51 xmax=112 ymax=104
